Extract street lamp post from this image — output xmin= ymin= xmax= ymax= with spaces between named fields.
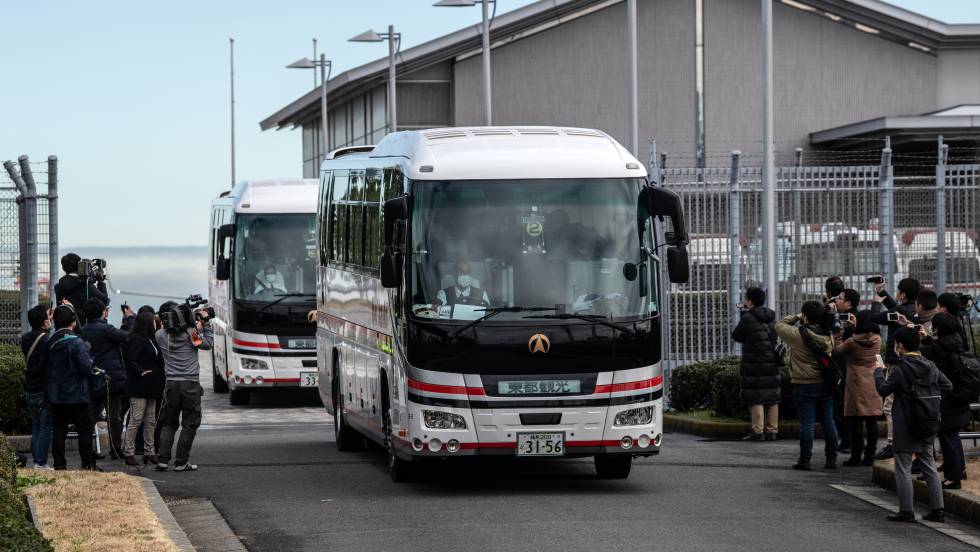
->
xmin=434 ymin=0 xmax=495 ymax=126
xmin=287 ymin=55 xmax=333 ymax=160
xmin=350 ymin=26 xmax=402 ymax=133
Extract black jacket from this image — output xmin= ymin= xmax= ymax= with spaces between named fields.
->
xmin=125 ymin=335 xmax=165 ymax=399
xmin=20 ymin=330 xmax=50 ymax=394
xmin=732 ymin=306 xmax=781 ymax=405
xmin=80 ymin=319 xmax=128 ymax=395
xmin=54 ymin=274 xmax=109 ymax=326
xmin=871 ymin=293 xmax=917 ymax=365
xmin=45 ymin=329 xmax=94 ymax=405
xmin=922 ymin=332 xmax=970 ymax=431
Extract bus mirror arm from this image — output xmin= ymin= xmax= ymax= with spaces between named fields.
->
xmin=383 ymin=195 xmax=410 ymax=246
xmin=216 ymin=224 xmax=235 ymax=281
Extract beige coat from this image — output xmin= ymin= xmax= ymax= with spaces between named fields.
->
xmin=834 ymin=333 xmax=884 ymax=417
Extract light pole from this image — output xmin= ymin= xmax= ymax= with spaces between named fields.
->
xmin=434 ymin=0 xmax=494 ymax=126
xmin=627 ymin=0 xmax=638 ymax=156
xmin=761 ymin=0 xmax=777 ymax=315
xmin=350 ymin=26 xmax=401 ymax=133
xmin=230 ymin=38 xmax=236 ymax=188
xmin=287 ymin=55 xmax=333 ymax=160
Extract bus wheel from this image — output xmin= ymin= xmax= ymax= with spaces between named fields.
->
xmin=384 ymin=409 xmax=417 ymax=483
xmin=212 ymin=353 xmax=229 ymax=394
xmin=229 ymin=388 xmax=250 ymax=406
xmin=594 ymin=454 xmax=632 ymax=479
xmin=335 ymin=393 xmax=362 ymax=452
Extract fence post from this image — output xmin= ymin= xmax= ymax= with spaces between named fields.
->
xmin=879 ymin=139 xmax=895 ymax=295
xmin=791 ymin=148 xmax=803 ymax=305
xmin=18 ymin=156 xmax=39 ymax=311
xmin=648 ymin=139 xmax=660 ymax=186
xmin=47 ymin=156 xmax=58 ymax=307
xmin=728 ymin=150 xmax=742 ymax=355
xmin=4 ymin=160 xmax=30 ymax=332
xmin=935 ymin=136 xmax=948 ymax=293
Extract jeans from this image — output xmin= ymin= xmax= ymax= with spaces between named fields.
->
xmin=157 ymin=381 xmax=202 ymax=466
xmin=938 ymin=429 xmax=966 ymax=483
xmin=895 ymin=443 xmax=943 ymax=513
xmin=847 ymin=415 xmax=878 ymax=462
xmin=25 ymin=392 xmax=52 ymax=467
xmin=124 ymin=397 xmax=158 ymax=457
xmin=51 ymin=403 xmax=95 ymax=469
xmin=793 ymin=383 xmax=838 ymax=462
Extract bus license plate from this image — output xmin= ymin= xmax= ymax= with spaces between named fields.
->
xmin=516 ymin=432 xmax=565 ymax=457
xmin=300 ymin=372 xmax=318 ymax=387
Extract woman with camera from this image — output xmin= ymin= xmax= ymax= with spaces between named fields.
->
xmin=834 ymin=310 xmax=883 ymax=466
xmin=922 ymin=312 xmax=970 ymax=489
xmin=122 ymin=311 xmax=166 ymax=466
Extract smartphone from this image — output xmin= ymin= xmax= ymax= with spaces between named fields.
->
xmin=886 ymin=312 xmax=899 ymax=322
xmin=912 ymin=324 xmax=922 ymax=333
xmin=119 ymin=303 xmax=129 ymax=315
xmin=836 ymin=313 xmax=849 ymax=322
xmin=875 ymin=354 xmax=884 ymax=367
xmin=866 ymin=276 xmax=884 ymax=284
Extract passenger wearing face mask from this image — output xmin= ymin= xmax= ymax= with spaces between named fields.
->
xmin=254 ymin=265 xmax=287 ymax=295
xmin=436 ymin=262 xmax=490 ymax=308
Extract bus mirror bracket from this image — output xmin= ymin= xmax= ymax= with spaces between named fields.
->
xmin=643 ymin=186 xmax=689 ymax=246
xmin=383 ymin=195 xmax=409 ymax=246
xmin=216 ymin=223 xmax=235 ymax=281
xmin=380 ymin=246 xmax=403 ymax=288
xmin=666 ymin=245 xmax=690 ymax=284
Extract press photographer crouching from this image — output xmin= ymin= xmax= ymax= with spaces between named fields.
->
xmin=154 ymin=295 xmax=214 ymax=472
xmin=54 ymin=253 xmax=110 ymax=326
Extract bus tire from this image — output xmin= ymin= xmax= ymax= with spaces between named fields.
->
xmin=229 ymin=388 xmax=250 ymax=406
xmin=382 ymin=389 xmax=417 ymax=482
xmin=594 ymin=454 xmax=632 ymax=479
xmin=212 ymin=352 xmax=229 ymax=393
xmin=334 ymin=369 xmax=363 ymax=452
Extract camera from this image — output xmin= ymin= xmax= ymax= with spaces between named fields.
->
xmin=957 ymin=293 xmax=976 ymax=312
xmin=78 ymin=258 xmax=107 ymax=281
xmin=160 ymin=294 xmax=215 ymax=333
xmin=866 ymin=276 xmax=884 ymax=285
xmin=887 ymin=312 xmax=899 ymax=322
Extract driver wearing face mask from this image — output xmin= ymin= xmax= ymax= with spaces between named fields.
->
xmin=435 ymin=262 xmax=490 ymax=308
xmin=254 ymin=265 xmax=287 ymax=294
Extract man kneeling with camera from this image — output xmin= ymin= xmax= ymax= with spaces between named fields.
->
xmin=154 ymin=297 xmax=213 ymax=472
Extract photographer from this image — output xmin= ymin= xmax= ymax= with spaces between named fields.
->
xmin=834 ymin=310 xmax=883 ymax=466
xmin=938 ymin=292 xmax=973 ymax=348
xmin=54 ymin=253 xmax=109 ymax=326
xmin=154 ymin=299 xmax=213 ymax=472
xmin=731 ymin=287 xmax=780 ymax=441
xmin=921 ymin=313 xmax=970 ymax=489
xmin=46 ymin=305 xmax=99 ymax=471
xmin=775 ymin=301 xmax=838 ymax=471
xmin=870 ymin=277 xmax=920 ymax=460
xmin=80 ymin=298 xmax=129 ymax=460
xmin=830 ymin=288 xmax=861 ymax=453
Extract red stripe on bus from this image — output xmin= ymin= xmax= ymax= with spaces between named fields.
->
xmin=593 ymin=375 xmax=663 ymax=394
xmin=233 ymin=338 xmax=281 ymax=349
xmin=407 ymin=379 xmax=487 ymax=396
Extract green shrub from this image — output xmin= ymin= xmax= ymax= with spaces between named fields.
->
xmin=0 ymin=434 xmax=51 ymax=551
xmin=669 ymin=357 xmax=739 ymax=412
xmin=0 ymin=344 xmax=31 ymax=435
xmin=710 ymin=366 xmax=748 ymax=420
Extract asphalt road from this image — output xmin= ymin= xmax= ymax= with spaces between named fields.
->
xmin=144 ymin=356 xmax=980 ymax=552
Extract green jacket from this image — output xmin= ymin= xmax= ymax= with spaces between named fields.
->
xmin=774 ymin=315 xmax=834 ymax=384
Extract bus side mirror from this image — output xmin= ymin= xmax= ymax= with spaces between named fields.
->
xmin=667 ymin=246 xmax=690 ymax=284
xmin=644 ymin=187 xmax=689 ymax=246
xmin=216 ymin=224 xmax=235 ymax=281
xmin=380 ymin=247 xmax=403 ymax=288
xmin=383 ymin=195 xmax=409 ymax=246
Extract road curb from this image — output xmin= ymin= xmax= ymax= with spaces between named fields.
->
xmin=664 ymin=412 xmax=886 ymax=440
xmin=872 ymin=461 xmax=980 ymax=526
xmin=137 ymin=478 xmax=196 ymax=552
xmin=7 ymin=425 xmax=110 ymax=454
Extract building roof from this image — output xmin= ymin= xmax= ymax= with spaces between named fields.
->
xmin=810 ymin=104 xmax=980 ymax=146
xmin=332 ymin=126 xmax=646 ymax=180
xmin=260 ymin=0 xmax=980 ymax=133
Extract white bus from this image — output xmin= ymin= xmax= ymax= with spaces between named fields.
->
xmin=314 ymin=127 xmax=689 ymax=481
xmin=208 ymin=179 xmax=320 ymax=405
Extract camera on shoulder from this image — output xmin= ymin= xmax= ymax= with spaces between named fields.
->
xmin=77 ymin=258 xmax=107 ymax=281
xmin=161 ymin=294 xmax=215 ymax=333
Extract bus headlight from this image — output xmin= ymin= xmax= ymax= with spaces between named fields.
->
xmin=614 ymin=406 xmax=654 ymax=427
xmin=422 ymin=410 xmax=467 ymax=430
xmin=240 ymin=358 xmax=269 ymax=371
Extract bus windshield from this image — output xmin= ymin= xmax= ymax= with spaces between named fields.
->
xmin=234 ymin=213 xmax=317 ymax=304
xmin=409 ymin=178 xmax=656 ymax=322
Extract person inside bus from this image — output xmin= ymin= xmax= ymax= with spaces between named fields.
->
xmin=435 ymin=262 xmax=490 ymax=308
xmin=254 ymin=264 xmax=287 ymax=295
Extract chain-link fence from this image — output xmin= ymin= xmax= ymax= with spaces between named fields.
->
xmin=654 ymin=141 xmax=980 ymax=370
xmin=0 ymin=156 xmax=58 ymax=344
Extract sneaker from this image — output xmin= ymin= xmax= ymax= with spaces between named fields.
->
xmin=173 ymin=463 xmax=198 ymax=472
xmin=155 ymin=462 xmax=169 ymax=471
xmin=741 ymin=433 xmax=763 ymax=442
xmin=873 ymin=445 xmax=894 ymax=460
xmin=923 ymin=509 xmax=946 ymax=523
xmin=887 ymin=511 xmax=916 ymax=522
xmin=792 ymin=460 xmax=812 ymax=471
xmin=33 ymin=464 xmax=54 ymax=471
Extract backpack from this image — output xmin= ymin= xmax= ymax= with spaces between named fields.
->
xmin=949 ymin=350 xmax=980 ymax=404
xmin=798 ymin=326 xmax=842 ymax=393
xmin=901 ymin=363 xmax=942 ymax=441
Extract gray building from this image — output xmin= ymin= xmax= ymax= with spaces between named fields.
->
xmin=260 ymin=0 xmax=980 ymax=177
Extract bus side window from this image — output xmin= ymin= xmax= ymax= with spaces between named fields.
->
xmin=349 ymin=171 xmax=365 ymax=267
xmin=319 ymin=170 xmax=333 ymax=265
xmin=364 ymin=169 xmax=382 ymax=271
xmin=333 ymin=171 xmax=350 ymax=264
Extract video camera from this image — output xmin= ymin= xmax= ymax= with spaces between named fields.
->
xmin=957 ymin=293 xmax=977 ymax=313
xmin=77 ymin=258 xmax=107 ymax=281
xmin=160 ymin=294 xmax=215 ymax=333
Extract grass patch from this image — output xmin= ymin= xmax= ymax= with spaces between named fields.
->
xmin=16 ymin=472 xmax=54 ymax=491
xmin=19 ymin=468 xmax=178 ymax=552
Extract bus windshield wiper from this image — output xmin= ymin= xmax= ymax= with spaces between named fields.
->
xmin=449 ymin=306 xmax=556 ymax=340
xmin=523 ymin=312 xmax=634 ymax=337
xmin=256 ymin=293 xmax=315 ymax=315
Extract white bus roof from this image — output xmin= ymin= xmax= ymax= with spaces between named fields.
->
xmin=335 ymin=126 xmax=646 ymax=181
xmin=217 ymin=179 xmax=319 ymax=214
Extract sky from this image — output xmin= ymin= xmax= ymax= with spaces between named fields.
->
xmin=0 ymin=0 xmax=977 ymax=248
